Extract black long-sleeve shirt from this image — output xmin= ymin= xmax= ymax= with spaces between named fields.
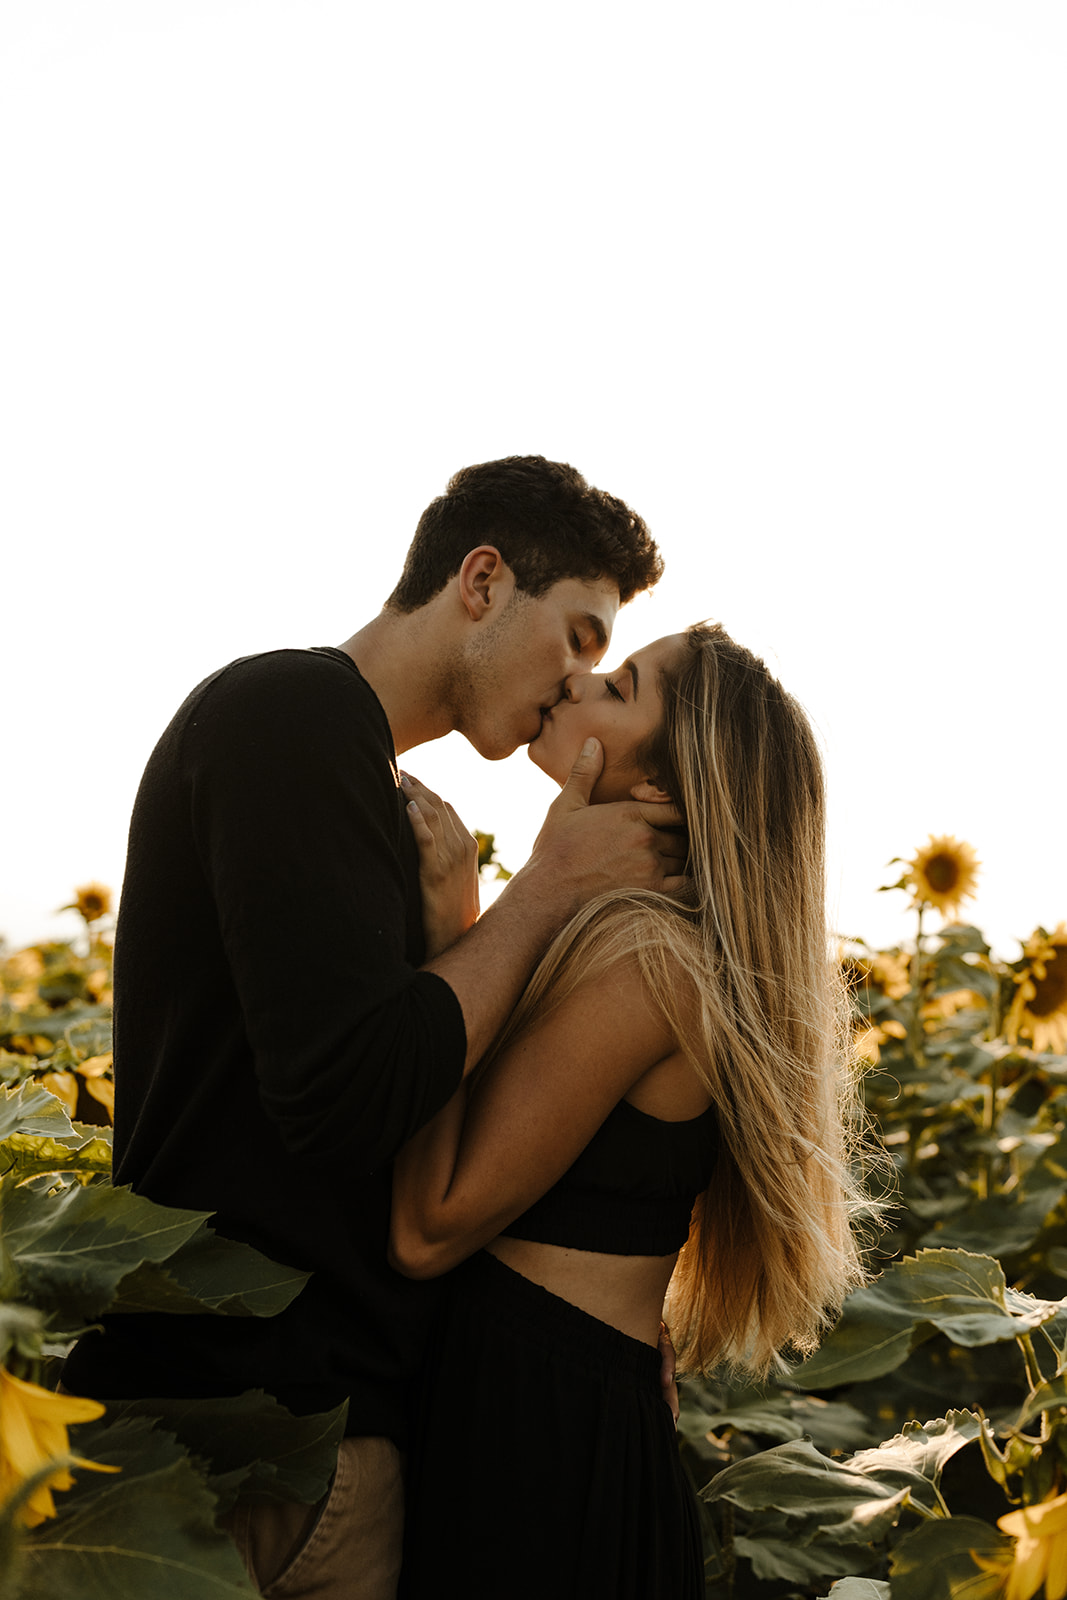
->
xmin=63 ymin=648 xmax=467 ymax=1442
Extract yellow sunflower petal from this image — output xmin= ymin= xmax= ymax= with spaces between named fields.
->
xmin=83 ymin=1076 xmax=115 ymax=1118
xmin=1046 ymin=1528 xmax=1067 ymax=1600
xmin=20 ymin=1480 xmax=59 ymax=1528
xmin=1000 ymin=1494 xmax=1067 ymax=1539
xmin=1 ymin=1371 xmax=106 ymax=1426
xmin=1008 ymin=927 xmax=1067 ymax=1054
xmin=0 ymin=1368 xmax=114 ymax=1528
xmin=0 ymin=1382 xmax=47 ymax=1478
xmin=37 ymin=1070 xmax=79 ymax=1118
xmin=76 ymin=1053 xmax=113 ymax=1079
xmin=1004 ymin=1533 xmax=1049 ymax=1600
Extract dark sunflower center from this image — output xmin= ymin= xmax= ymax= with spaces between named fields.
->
xmin=1031 ymin=947 xmax=1067 ymax=1018
xmin=924 ymin=854 xmax=960 ymax=894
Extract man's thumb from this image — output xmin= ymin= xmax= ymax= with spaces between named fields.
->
xmin=560 ymin=738 xmax=603 ymax=807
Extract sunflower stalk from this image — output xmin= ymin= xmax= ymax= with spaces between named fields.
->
xmin=907 ymin=903 xmax=927 ymax=1074
xmin=975 ymin=1053 xmax=1001 ymax=1202
xmin=1018 ymin=1333 xmax=1045 ymax=1403
xmin=909 ymin=1486 xmax=953 ymax=1521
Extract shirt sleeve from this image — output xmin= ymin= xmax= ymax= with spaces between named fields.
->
xmin=183 ymin=650 xmax=467 ymax=1173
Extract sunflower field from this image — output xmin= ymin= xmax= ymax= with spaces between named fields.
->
xmin=3 ymin=845 xmax=1067 ymax=1598
xmin=0 ymin=888 xmax=344 ymax=1598
xmin=681 ymin=838 xmax=1067 ymax=1600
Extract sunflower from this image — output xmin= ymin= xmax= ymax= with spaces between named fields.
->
xmin=85 ymin=966 xmax=113 ymax=1006
xmin=839 ymin=947 xmax=911 ymax=1001
xmin=995 ymin=1488 xmax=1067 ymax=1600
xmin=37 ymin=1070 xmax=79 ymax=1119
xmin=872 ymin=951 xmax=912 ymax=999
xmin=0 ymin=1366 xmax=118 ymax=1527
xmin=64 ymin=883 xmax=113 ymax=924
xmin=853 ymin=1019 xmax=907 ymax=1063
xmin=903 ymin=836 xmax=981 ymax=922
xmin=1007 ymin=924 xmax=1067 ymax=1055
xmin=77 ymin=1054 xmax=115 ymax=1121
xmin=921 ymin=988 xmax=985 ymax=1028
xmin=0 ymin=947 xmax=45 ymax=1009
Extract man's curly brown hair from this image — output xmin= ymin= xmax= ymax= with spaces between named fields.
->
xmin=387 ymin=455 xmax=662 ymax=611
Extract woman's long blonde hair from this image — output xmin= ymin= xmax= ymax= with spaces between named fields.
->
xmin=485 ymin=622 xmax=869 ymax=1377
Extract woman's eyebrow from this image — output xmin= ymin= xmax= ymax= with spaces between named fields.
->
xmin=626 ymin=659 xmax=640 ymax=699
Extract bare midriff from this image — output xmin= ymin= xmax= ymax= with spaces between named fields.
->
xmin=486 ymin=1235 xmax=679 ymax=1348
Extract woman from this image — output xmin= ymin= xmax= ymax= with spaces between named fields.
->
xmin=391 ymin=622 xmax=867 ymax=1599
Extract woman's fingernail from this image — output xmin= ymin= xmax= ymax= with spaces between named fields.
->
xmin=399 ymin=772 xmax=412 ymax=789
xmin=407 ymin=800 xmax=420 ymax=815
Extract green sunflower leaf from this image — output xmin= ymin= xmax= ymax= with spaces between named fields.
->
xmin=705 ymin=1436 xmax=929 ymax=1543
xmin=18 ymin=1416 xmax=256 ymax=1599
xmin=816 ymin=1582 xmax=891 ymax=1600
xmin=91 ymin=1391 xmax=347 ymax=1511
xmin=0 ymin=1081 xmax=78 ymax=1142
xmin=888 ymin=1516 xmax=1012 ymax=1599
xmin=0 ymin=1182 xmax=307 ymax=1322
xmin=792 ymin=1250 xmax=1062 ymax=1389
xmin=0 ymin=1132 xmax=113 ymax=1182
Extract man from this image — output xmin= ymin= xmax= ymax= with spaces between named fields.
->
xmin=64 ymin=455 xmax=684 ymax=1596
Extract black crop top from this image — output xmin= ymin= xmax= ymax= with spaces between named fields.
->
xmin=502 ymin=1098 xmax=720 ymax=1257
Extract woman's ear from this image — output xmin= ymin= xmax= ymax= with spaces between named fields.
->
xmin=630 ymin=778 xmax=673 ymax=804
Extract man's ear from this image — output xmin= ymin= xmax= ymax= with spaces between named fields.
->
xmin=457 ymin=547 xmax=513 ymax=622
xmin=631 ymin=778 xmax=673 ymax=804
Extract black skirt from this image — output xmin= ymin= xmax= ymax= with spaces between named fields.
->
xmin=399 ymin=1250 xmax=704 ymax=1599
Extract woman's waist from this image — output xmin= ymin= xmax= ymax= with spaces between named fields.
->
xmin=485 ymin=1236 xmax=677 ymax=1348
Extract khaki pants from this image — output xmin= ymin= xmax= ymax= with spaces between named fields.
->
xmin=221 ymin=1436 xmax=404 ymax=1600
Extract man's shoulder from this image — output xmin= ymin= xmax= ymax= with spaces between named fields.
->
xmin=165 ymin=647 xmax=394 ymax=769
xmin=210 ymin=645 xmax=366 ymax=691
xmin=191 ymin=646 xmax=383 ymax=719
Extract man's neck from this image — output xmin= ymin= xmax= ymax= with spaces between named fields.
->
xmin=339 ymin=610 xmax=455 ymax=755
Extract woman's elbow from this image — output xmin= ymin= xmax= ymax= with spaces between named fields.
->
xmin=387 ymin=1223 xmax=454 ymax=1280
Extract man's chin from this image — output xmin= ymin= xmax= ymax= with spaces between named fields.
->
xmin=461 ymin=727 xmax=517 ymax=762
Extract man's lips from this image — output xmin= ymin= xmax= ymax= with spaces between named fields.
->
xmin=529 ymin=704 xmax=555 ymax=744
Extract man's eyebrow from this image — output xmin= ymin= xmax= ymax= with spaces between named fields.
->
xmin=582 ymin=613 xmax=610 ymax=651
xmin=626 ymin=659 xmax=640 ymax=699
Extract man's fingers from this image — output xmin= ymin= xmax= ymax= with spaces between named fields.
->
xmin=557 ymin=738 xmax=603 ymax=809
xmin=635 ymin=800 xmax=686 ymax=829
xmin=660 ymin=875 xmax=692 ymax=898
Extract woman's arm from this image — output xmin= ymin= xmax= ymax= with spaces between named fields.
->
xmin=400 ymin=773 xmax=480 ymax=958
xmin=389 ymin=955 xmax=675 ymax=1278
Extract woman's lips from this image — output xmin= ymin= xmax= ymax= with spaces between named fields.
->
xmin=528 ymin=706 xmax=552 ymax=744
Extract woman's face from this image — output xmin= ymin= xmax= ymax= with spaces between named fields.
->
xmin=528 ymin=633 xmax=685 ymax=803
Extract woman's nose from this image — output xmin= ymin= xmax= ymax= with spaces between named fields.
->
xmin=562 ymin=669 xmax=603 ymax=703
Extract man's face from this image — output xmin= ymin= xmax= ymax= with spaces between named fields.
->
xmin=457 ymin=575 xmax=620 ymax=760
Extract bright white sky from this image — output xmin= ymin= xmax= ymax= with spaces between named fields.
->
xmin=3 ymin=0 xmax=1065 ymax=960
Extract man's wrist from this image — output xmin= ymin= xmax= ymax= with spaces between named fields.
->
xmin=493 ymin=856 xmax=580 ymax=941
